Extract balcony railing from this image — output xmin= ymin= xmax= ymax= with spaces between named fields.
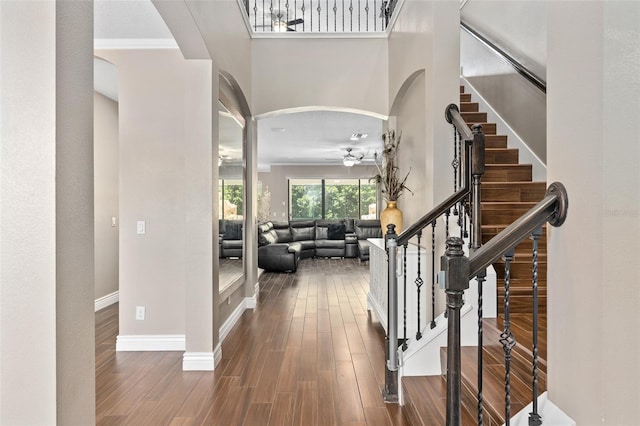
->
xmin=242 ymin=0 xmax=398 ymax=33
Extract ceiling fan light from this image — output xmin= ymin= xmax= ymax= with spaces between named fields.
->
xmin=343 ymin=157 xmax=357 ymax=167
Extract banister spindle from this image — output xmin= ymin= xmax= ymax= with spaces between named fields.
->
xmin=500 ymin=249 xmax=516 ymax=425
xmin=430 ymin=221 xmax=436 ymax=329
xmin=415 ymin=230 xmax=424 ymax=340
xmin=349 ymin=0 xmax=353 ymax=31
xmin=402 ymin=244 xmax=408 ymax=351
xmin=452 ymin=128 xmax=459 ymax=215
xmin=529 ymin=228 xmax=543 ymax=426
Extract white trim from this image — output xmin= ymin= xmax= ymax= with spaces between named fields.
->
xmin=116 ymin=334 xmax=185 ymax=351
xmin=219 ymin=294 xmax=258 ymax=343
xmin=213 ymin=343 xmax=223 ymax=366
xmin=94 ymin=39 xmax=178 ymax=50
xmin=94 ymin=291 xmax=119 ymax=312
xmin=182 ymin=352 xmax=215 ymax=371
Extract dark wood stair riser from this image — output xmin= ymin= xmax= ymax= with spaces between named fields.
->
xmin=460 ymin=102 xmax=479 ymax=113
xmin=468 ymin=122 xmax=496 ymax=135
xmin=485 ymin=148 xmax=519 ymax=165
xmin=460 ymin=93 xmax=472 ymax=102
xmin=462 ymin=111 xmax=488 ymax=123
xmin=481 ymin=202 xmax=538 ymax=225
xmin=483 ymin=165 xmax=533 ymax=182
xmin=481 ymin=182 xmax=547 ymax=202
xmin=484 ymin=135 xmax=508 ymax=149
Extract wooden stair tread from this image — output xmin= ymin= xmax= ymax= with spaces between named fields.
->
xmin=460 ymin=93 xmax=472 ymax=102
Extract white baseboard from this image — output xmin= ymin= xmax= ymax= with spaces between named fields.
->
xmin=183 ymin=352 xmax=215 ymax=371
xmin=219 ymin=292 xmax=258 ymax=343
xmin=95 ymin=291 xmax=119 ymax=312
xmin=116 ymin=334 xmax=185 ymax=351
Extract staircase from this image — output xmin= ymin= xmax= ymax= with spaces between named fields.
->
xmin=402 ymin=85 xmax=548 ymax=425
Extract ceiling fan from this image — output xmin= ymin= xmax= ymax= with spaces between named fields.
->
xmin=255 ymin=12 xmax=304 ymax=32
xmin=343 ymin=147 xmax=364 ymax=167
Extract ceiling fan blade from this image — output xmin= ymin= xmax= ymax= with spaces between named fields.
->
xmin=287 ymin=18 xmax=304 ymax=26
xmin=286 ymin=27 xmax=296 ymax=32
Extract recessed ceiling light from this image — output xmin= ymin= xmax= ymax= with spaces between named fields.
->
xmin=271 ymin=127 xmax=286 ymax=132
xmin=350 ymin=133 xmax=368 ymax=140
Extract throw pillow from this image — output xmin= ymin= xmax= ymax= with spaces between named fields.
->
xmin=328 ymin=223 xmax=346 ymax=240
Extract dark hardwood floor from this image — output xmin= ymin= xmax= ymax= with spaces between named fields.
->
xmin=96 ymin=258 xmax=410 ymax=425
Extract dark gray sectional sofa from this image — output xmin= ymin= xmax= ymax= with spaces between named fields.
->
xmin=257 ymin=219 xmax=382 ymax=272
xmin=219 ymin=219 xmax=243 ymax=258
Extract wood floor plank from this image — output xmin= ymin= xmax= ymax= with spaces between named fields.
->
xmin=96 ymin=259 xmax=411 ymax=425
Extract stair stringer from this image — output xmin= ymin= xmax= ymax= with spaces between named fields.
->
xmin=398 ymin=265 xmax=497 ymax=393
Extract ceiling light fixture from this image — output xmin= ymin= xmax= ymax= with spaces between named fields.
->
xmin=343 ymin=148 xmax=362 ymax=167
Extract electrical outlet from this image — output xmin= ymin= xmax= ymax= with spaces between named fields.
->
xmin=135 ymin=306 xmax=145 ymax=320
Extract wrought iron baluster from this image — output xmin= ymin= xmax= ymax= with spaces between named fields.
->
xmin=333 ymin=0 xmax=337 ymax=31
xmin=349 ymin=0 xmax=353 ymax=31
xmin=452 ymin=128 xmax=459 ymax=215
xmin=310 ymin=0 xmax=313 ymax=30
xmin=500 ymin=249 xmax=516 ymax=425
xmin=317 ymin=1 xmax=321 ymax=31
xmin=269 ymin=0 xmax=274 ymax=30
xmin=430 ymin=221 xmax=436 ymax=329
xmin=415 ymin=231 xmax=424 ymax=340
xmin=263 ymin=0 xmax=266 ymax=30
xmin=402 ymin=245 xmax=408 ymax=351
xmin=365 ymin=0 xmax=369 ymax=31
xmin=445 ymin=208 xmax=450 ymax=238
xmin=285 ymin=0 xmax=289 ymax=26
xmin=253 ymin=0 xmax=258 ymax=31
xmin=342 ymin=0 xmax=345 ymax=31
xmin=529 ymin=228 xmax=543 ymax=426
xmin=326 ymin=0 xmax=329 ymax=31
xmin=358 ymin=0 xmax=361 ymax=31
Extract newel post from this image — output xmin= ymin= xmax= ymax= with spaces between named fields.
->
xmin=382 ymin=224 xmax=399 ymax=403
xmin=441 ymin=237 xmax=470 ymax=426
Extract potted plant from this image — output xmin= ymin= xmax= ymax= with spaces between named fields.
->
xmin=371 ymin=130 xmax=412 ymax=234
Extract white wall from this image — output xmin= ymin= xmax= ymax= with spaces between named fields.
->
xmin=461 ymin=30 xmax=547 ymax=163
xmin=389 ymin=0 xmax=459 ymax=210
xmin=461 ymin=0 xmax=546 ymax=80
xmin=252 ymin=38 xmax=389 ymax=117
xmin=547 ymin=1 xmax=640 ymax=423
xmin=94 ymin=92 xmax=119 ymax=301
xmin=1 ymin=1 xmax=95 ymax=423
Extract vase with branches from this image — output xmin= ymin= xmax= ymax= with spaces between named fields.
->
xmin=371 ymin=130 xmax=412 ymax=233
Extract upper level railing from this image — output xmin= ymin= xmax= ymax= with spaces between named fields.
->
xmin=242 ymin=0 xmax=398 ymax=33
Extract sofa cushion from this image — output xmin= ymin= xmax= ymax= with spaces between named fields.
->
xmin=272 ymin=221 xmax=292 ymax=243
xmin=259 ymin=229 xmax=278 ymax=246
xmin=355 ymin=220 xmax=382 ymax=240
xmin=328 ymin=223 xmax=346 ymax=240
xmin=316 ymin=239 xmax=345 ymax=249
xmin=224 ymin=222 xmax=243 ymax=240
xmin=290 ymin=220 xmax=315 ymax=241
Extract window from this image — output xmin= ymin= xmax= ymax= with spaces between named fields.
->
xmin=289 ymin=179 xmax=323 ymax=220
xmin=288 ymin=178 xmax=378 ymax=220
xmin=219 ymin=179 xmax=244 ymax=220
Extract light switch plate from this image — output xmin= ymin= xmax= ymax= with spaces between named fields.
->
xmin=136 ymin=220 xmax=146 ymax=235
